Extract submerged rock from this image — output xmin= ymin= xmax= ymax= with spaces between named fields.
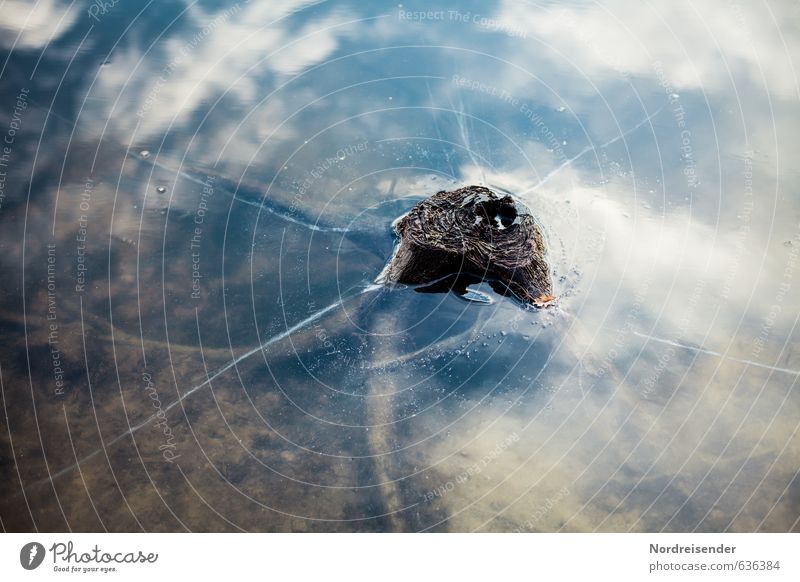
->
xmin=378 ymin=185 xmax=555 ymax=307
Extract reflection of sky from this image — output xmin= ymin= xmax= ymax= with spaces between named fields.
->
xmin=1 ymin=0 xmax=798 ymax=532
xmin=0 ymin=0 xmax=79 ymax=49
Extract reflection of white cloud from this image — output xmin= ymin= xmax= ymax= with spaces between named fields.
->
xmin=0 ymin=0 xmax=78 ymax=49
xmin=95 ymin=0 xmax=352 ymax=139
xmin=468 ymin=156 xmax=759 ymax=336
xmin=493 ymin=0 xmax=800 ymax=98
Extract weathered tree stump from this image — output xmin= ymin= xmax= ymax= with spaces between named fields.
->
xmin=377 ymin=185 xmax=555 ymax=307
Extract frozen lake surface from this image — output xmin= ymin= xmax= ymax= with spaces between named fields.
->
xmin=0 ymin=0 xmax=798 ymax=532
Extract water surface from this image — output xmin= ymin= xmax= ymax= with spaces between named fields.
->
xmin=0 ymin=0 xmax=798 ymax=532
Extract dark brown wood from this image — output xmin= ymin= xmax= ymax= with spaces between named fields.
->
xmin=378 ymin=186 xmax=554 ymax=307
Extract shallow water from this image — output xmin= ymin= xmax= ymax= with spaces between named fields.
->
xmin=0 ymin=0 xmax=798 ymax=532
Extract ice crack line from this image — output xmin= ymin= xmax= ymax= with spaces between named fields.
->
xmin=522 ymin=105 xmax=665 ymax=195
xmin=634 ymin=331 xmax=800 ymax=377
xmin=130 ymin=152 xmax=349 ymax=233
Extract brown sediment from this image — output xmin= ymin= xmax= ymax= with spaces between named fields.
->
xmin=363 ymin=301 xmax=411 ymax=531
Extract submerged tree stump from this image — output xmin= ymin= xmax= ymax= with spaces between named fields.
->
xmin=378 ymin=186 xmax=555 ymax=307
